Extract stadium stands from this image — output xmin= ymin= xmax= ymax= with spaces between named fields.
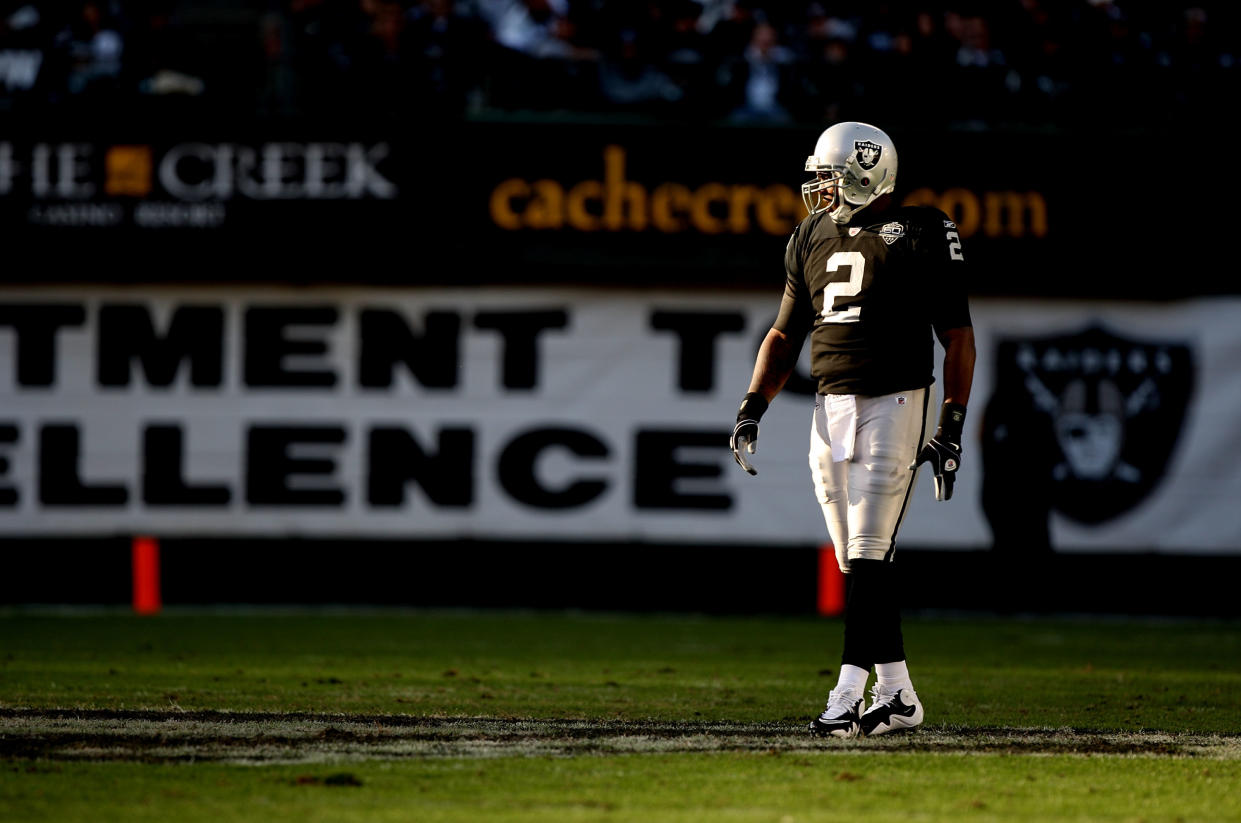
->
xmin=1 ymin=1 xmax=1233 ymax=129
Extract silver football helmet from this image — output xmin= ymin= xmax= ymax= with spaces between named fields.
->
xmin=802 ymin=122 xmax=898 ymax=224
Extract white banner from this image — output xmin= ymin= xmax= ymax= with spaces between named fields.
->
xmin=0 ymin=288 xmax=1237 ymax=554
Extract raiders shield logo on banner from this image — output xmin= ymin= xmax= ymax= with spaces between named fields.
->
xmin=982 ymin=325 xmax=1193 ymax=526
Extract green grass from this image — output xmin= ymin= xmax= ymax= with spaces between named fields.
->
xmin=2 ymin=609 xmax=1240 ymax=822
xmin=3 ymin=610 xmax=1239 ymax=730
xmin=6 ymin=752 xmax=1240 ymax=823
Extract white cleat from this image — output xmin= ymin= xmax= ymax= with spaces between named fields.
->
xmin=858 ymin=683 xmax=924 ymax=736
xmin=808 ymin=688 xmax=866 ymax=739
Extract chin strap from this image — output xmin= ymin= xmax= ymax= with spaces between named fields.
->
xmin=829 ymin=200 xmax=866 ymax=224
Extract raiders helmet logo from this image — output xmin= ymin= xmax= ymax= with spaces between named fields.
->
xmin=854 ymin=140 xmax=882 ymax=170
xmin=981 ymin=325 xmax=1194 ymax=527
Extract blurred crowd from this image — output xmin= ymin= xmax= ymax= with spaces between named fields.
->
xmin=0 ymin=0 xmax=1233 ymax=129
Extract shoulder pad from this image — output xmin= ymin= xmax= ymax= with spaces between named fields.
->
xmin=893 ymin=204 xmax=956 ymax=230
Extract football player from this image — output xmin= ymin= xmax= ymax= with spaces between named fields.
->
xmin=731 ymin=122 xmax=975 ymax=738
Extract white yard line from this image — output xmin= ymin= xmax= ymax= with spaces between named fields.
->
xmin=2 ymin=708 xmax=1238 ymax=763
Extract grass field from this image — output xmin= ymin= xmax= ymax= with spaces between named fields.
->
xmin=2 ymin=608 xmax=1240 ymax=822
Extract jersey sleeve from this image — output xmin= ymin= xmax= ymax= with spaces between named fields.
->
xmin=912 ymin=208 xmax=972 ymax=334
xmin=773 ymin=224 xmax=815 ymax=338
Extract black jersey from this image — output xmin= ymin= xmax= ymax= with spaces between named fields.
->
xmin=774 ymin=204 xmax=972 ymax=397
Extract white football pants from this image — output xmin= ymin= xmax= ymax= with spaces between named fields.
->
xmin=809 ymin=387 xmax=930 ymax=573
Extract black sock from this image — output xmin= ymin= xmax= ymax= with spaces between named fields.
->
xmin=841 ymin=559 xmax=905 ymax=670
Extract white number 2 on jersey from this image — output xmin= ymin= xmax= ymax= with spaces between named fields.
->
xmin=821 ymin=251 xmax=865 ymax=324
xmin=947 ymin=231 xmax=964 ymax=261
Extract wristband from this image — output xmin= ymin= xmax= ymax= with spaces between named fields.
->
xmin=737 ymin=392 xmax=769 ymax=423
xmin=937 ymin=402 xmax=967 ymax=443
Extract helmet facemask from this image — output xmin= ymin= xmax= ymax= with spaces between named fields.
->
xmin=801 ymin=168 xmax=846 ymax=218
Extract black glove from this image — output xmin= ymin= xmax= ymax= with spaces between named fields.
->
xmin=731 ymin=392 xmax=768 ymax=476
xmin=911 ymin=402 xmax=966 ymax=501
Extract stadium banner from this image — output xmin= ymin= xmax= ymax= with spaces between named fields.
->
xmin=0 ymin=127 xmax=1051 ymax=291
xmin=2 ymin=124 xmax=1227 ymax=299
xmin=0 ymin=287 xmax=1237 ymax=554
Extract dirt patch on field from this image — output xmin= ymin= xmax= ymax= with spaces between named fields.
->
xmin=2 ymin=708 xmax=1237 ymax=764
